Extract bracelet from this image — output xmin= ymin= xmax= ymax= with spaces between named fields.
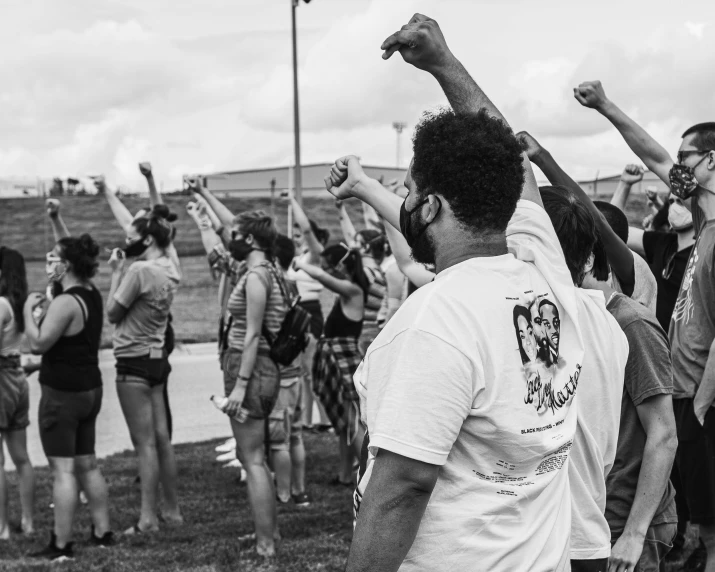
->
xmin=214 ymin=225 xmax=225 ymax=236
xmin=49 ymin=212 xmax=59 ymax=220
xmin=238 ymin=373 xmax=251 ymax=382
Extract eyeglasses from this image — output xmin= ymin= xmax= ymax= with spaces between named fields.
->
xmin=677 ymin=149 xmax=714 ymax=164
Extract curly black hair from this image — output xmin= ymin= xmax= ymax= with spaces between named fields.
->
xmin=410 ymin=108 xmax=525 ymax=233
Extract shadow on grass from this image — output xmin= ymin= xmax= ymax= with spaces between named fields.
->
xmin=0 ymin=433 xmax=352 ymax=572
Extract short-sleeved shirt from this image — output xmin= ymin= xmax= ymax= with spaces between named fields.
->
xmin=113 ymin=257 xmax=180 ymax=358
xmin=643 ymin=231 xmax=694 ymax=333
xmin=669 ymin=221 xmax=715 ymax=399
xmin=354 ymin=201 xmax=585 ymax=572
xmin=226 ymin=262 xmax=288 ymax=354
xmin=280 ymin=275 xmax=301 ymax=383
xmin=609 ymin=252 xmax=658 ymax=314
xmin=605 ymin=293 xmax=677 ymax=539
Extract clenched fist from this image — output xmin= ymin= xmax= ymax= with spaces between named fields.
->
xmin=620 ymin=164 xmax=644 ymax=185
xmin=324 ymin=156 xmax=368 ymax=201
xmin=46 ymin=199 xmax=61 ymax=217
xmin=139 ymin=162 xmax=152 ymax=177
xmin=516 ymin=131 xmax=545 ymax=162
xmin=574 ymin=80 xmax=609 ymax=110
xmin=381 ymin=14 xmax=455 ymax=74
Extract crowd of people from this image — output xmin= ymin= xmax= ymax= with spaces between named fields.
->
xmin=1 ymin=11 xmax=715 ymax=572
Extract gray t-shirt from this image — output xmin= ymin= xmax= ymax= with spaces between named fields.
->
xmin=605 ymin=293 xmax=677 ymax=539
xmin=608 ymin=251 xmax=658 ymax=314
xmin=669 ymin=221 xmax=715 ymax=399
xmin=113 ymin=257 xmax=180 ymax=358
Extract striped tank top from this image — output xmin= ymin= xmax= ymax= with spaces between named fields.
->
xmin=227 ymin=262 xmax=288 ymax=353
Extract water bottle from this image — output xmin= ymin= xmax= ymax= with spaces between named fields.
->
xmin=210 ymin=395 xmax=248 ymax=423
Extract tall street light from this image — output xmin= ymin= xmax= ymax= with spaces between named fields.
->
xmin=392 ymin=122 xmax=407 ymax=168
xmin=292 ymin=0 xmax=311 ymax=206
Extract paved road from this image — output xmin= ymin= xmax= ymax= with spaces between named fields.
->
xmin=15 ymin=344 xmax=233 ymax=468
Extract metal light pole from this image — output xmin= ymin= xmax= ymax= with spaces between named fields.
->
xmin=392 ymin=122 xmax=407 ymax=168
xmin=292 ymin=0 xmax=311 ymax=207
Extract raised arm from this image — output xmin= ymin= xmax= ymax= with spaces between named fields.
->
xmin=519 ymin=131 xmax=635 ymax=294
xmin=337 ymin=201 xmax=358 ymax=246
xmin=385 ymin=223 xmax=434 ymax=288
xmin=139 ymin=162 xmax=163 ymax=207
xmin=380 ymin=14 xmax=541 ymax=207
xmin=574 ymin=81 xmax=674 ymax=185
xmin=46 ymin=199 xmax=70 ymax=241
xmin=284 ymin=189 xmax=323 ymax=262
xmin=94 ymin=176 xmax=133 ymax=231
xmin=293 ymin=258 xmax=363 ymax=299
xmin=187 ymin=200 xmax=223 ymax=255
xmin=189 ymin=178 xmax=235 ymax=229
xmin=610 ymin=165 xmax=647 ymax=256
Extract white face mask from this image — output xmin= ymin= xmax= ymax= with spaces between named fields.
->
xmin=668 ymin=202 xmax=693 ymax=231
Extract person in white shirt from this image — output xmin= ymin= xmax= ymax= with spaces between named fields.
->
xmin=324 ymin=15 xmax=586 ymax=572
xmin=536 ymin=187 xmax=629 ymax=571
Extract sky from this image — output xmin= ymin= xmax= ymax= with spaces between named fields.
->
xmin=0 ymin=0 xmax=713 ymax=190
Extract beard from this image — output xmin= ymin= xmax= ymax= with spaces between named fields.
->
xmin=410 ymin=229 xmax=437 ymax=266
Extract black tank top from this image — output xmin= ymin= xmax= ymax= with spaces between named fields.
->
xmin=40 ymin=286 xmax=103 ymax=392
xmin=323 ymin=298 xmax=363 ymax=339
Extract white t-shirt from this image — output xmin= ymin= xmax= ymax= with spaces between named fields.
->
xmin=609 ymin=251 xmax=657 ymax=314
xmin=354 ymin=200 xmax=585 ymax=572
xmin=567 ymin=289 xmax=628 ymax=559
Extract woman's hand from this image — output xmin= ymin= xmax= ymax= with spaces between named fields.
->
xmin=24 ymin=292 xmax=45 ymax=314
xmin=224 ymin=385 xmax=246 ymax=418
xmin=108 ymin=248 xmax=125 ymax=272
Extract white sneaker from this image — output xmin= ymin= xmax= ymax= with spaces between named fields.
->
xmin=216 ymin=450 xmax=237 ymax=463
xmin=215 ymin=438 xmax=236 ymax=453
xmin=222 ymin=459 xmax=243 ymax=469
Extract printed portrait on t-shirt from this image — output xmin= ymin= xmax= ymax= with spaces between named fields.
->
xmin=672 ymin=245 xmax=698 ymax=325
xmin=513 ymin=305 xmax=538 ymax=364
xmin=538 ymin=299 xmax=560 ymax=364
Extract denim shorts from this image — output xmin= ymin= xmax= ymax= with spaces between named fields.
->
xmin=222 ymin=348 xmax=280 ymax=420
xmin=268 ymin=378 xmax=303 ymax=451
xmin=116 ymin=352 xmax=171 ymax=388
xmin=0 ymin=357 xmax=29 ymax=432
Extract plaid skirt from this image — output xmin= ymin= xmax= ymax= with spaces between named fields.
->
xmin=312 ymin=337 xmax=363 ymax=443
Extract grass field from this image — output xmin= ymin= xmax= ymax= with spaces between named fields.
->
xmin=1 ymin=433 xmax=354 ymax=572
xmin=0 ymin=432 xmax=704 ymax=571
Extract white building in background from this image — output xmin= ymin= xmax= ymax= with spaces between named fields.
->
xmin=0 ymin=177 xmax=45 ymax=198
xmin=189 ymin=163 xmax=408 ymax=199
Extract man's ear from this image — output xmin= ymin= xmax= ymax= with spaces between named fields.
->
xmin=584 ymin=252 xmax=595 ymax=276
xmin=425 ymin=194 xmax=441 ymax=222
xmin=143 ymin=234 xmax=154 ymax=247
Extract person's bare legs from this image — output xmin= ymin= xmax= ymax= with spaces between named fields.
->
xmin=150 ymin=383 xmax=181 ymax=523
xmin=272 ymin=448 xmax=292 ymax=503
xmin=0 ymin=438 xmax=8 ymax=540
xmin=48 ymin=457 xmax=78 ymax=548
xmin=116 ymin=380 xmax=160 ymax=532
xmin=74 ymin=455 xmax=110 ymax=537
xmin=5 ymin=430 xmax=35 ymax=534
xmin=701 ymin=524 xmax=715 ymax=572
xmin=233 ymin=417 xmax=277 ymax=557
xmin=289 ymin=433 xmax=306 ymax=496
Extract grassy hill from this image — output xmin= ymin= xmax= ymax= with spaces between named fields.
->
xmin=0 ymin=194 xmax=366 ymax=262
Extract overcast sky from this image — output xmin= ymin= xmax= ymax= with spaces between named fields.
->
xmin=1 ymin=0 xmax=713 ymax=190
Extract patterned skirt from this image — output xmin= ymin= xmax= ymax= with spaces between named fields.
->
xmin=312 ymin=337 xmax=363 ymax=443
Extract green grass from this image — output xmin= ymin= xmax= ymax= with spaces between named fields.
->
xmin=1 ymin=433 xmax=354 ymax=572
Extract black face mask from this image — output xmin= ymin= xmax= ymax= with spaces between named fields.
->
xmin=229 ymin=238 xmax=254 ymax=261
xmin=399 ymin=196 xmax=441 ymax=248
xmin=124 ymin=237 xmax=149 ymax=259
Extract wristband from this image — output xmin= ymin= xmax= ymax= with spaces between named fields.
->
xmin=238 ymin=374 xmax=251 ymax=382
xmin=215 ymin=225 xmax=225 ymax=237
xmin=49 ymin=211 xmax=59 ymax=220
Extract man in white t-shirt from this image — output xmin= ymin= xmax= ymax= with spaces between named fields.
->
xmin=534 ymin=188 xmax=629 ymax=571
xmin=324 ymin=15 xmax=585 ymax=572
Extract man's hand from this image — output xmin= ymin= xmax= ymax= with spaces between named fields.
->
xmin=108 ymin=248 xmax=125 ymax=273
xmin=516 ymin=131 xmax=545 ymax=162
xmin=381 ymin=14 xmax=455 ymax=74
xmin=609 ymin=532 xmax=644 ymax=572
xmin=46 ymin=199 xmax=61 ymax=218
xmin=139 ymin=162 xmax=152 ymax=177
xmin=645 ymin=188 xmax=659 ymax=202
xmin=574 ymin=80 xmax=610 ymax=111
xmin=324 ymin=156 xmax=369 ymax=200
xmin=621 ymin=164 xmax=644 ymax=185
xmin=92 ymin=175 xmax=108 ymax=194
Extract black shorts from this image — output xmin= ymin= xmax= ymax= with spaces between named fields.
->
xmin=299 ymin=300 xmax=324 ymax=339
xmin=674 ymin=397 xmax=715 ymax=525
xmin=116 ymin=353 xmax=171 ymax=388
xmin=39 ymin=385 xmax=103 ymax=458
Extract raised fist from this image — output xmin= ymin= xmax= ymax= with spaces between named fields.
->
xmin=139 ymin=162 xmax=152 ymax=177
xmin=46 ymin=198 xmax=61 ymax=217
xmin=645 ymin=188 xmax=659 ymax=201
xmin=516 ymin=131 xmax=545 ymax=161
xmin=324 ymin=156 xmax=367 ymax=201
xmin=280 ymin=188 xmax=295 ymax=202
xmin=620 ymin=164 xmax=644 ymax=185
xmin=91 ymin=175 xmax=107 ymax=193
xmin=381 ymin=14 xmax=454 ymax=74
xmin=186 ymin=177 xmax=202 ymax=194
xmin=573 ymin=81 xmax=609 ymax=110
